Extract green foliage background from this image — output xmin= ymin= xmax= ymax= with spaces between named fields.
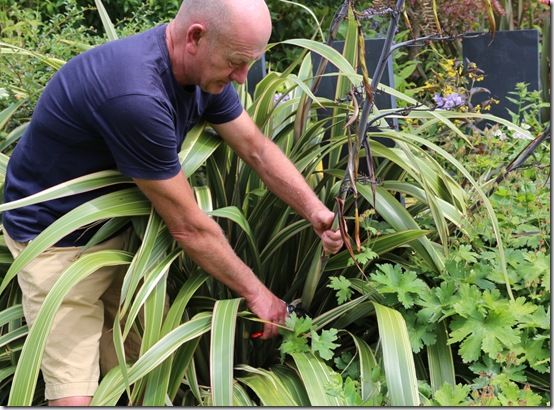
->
xmin=0 ymin=0 xmax=550 ymax=406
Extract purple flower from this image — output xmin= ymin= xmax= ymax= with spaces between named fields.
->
xmin=433 ymin=92 xmax=465 ymax=109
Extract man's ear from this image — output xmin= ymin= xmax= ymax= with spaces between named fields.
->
xmin=185 ymin=23 xmax=205 ymax=55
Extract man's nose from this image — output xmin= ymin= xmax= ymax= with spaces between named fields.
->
xmin=229 ymin=64 xmax=249 ymax=84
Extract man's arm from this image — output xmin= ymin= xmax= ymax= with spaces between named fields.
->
xmin=212 ymin=110 xmax=343 ymax=254
xmin=133 ymin=172 xmax=286 ymax=339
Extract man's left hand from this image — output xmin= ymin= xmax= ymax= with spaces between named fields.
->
xmin=310 ymin=208 xmax=343 ymax=254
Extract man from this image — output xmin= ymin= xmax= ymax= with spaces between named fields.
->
xmin=3 ymin=0 xmax=342 ymax=405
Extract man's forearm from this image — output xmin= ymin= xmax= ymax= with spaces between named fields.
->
xmin=134 ymin=175 xmax=267 ymax=302
xmin=248 ymin=138 xmax=329 ymax=224
xmin=212 ymin=113 xmax=341 ymax=254
xmin=170 ymin=214 xmax=287 ymax=339
xmin=170 ymin=217 xmax=265 ymax=300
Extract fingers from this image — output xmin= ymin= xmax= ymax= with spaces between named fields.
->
xmin=260 ymin=322 xmax=279 ymax=340
xmin=256 ymin=299 xmax=287 ymax=340
xmin=310 ymin=209 xmax=343 ymax=255
xmin=321 ymin=228 xmax=343 ymax=254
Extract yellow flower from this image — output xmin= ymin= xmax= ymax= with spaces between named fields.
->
xmin=439 ymin=59 xmax=458 ymax=79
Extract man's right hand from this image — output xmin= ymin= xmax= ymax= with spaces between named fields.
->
xmin=246 ymin=285 xmax=287 ymax=340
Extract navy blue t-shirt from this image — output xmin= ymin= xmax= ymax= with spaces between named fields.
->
xmin=3 ymin=24 xmax=243 ymax=246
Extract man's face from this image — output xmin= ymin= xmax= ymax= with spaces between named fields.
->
xmin=195 ymin=33 xmax=266 ymax=94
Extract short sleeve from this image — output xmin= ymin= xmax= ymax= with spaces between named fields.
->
xmin=93 ymin=94 xmax=182 ymax=180
xmin=202 ymin=84 xmax=243 ymax=124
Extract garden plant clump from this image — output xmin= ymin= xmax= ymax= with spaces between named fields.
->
xmin=0 ymin=0 xmax=550 ymax=406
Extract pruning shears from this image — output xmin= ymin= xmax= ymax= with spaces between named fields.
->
xmin=250 ymin=299 xmax=308 ymax=339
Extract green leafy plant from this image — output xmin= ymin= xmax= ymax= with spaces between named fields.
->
xmin=279 ymin=312 xmax=339 ymax=361
xmin=327 ymin=275 xmax=353 ymax=304
xmin=0 ymin=0 xmax=549 ymax=406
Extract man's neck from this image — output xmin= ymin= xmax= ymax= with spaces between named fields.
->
xmin=165 ymin=21 xmax=189 ymax=86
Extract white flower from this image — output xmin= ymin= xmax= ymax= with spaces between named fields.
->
xmin=493 ymin=129 xmax=507 ymax=140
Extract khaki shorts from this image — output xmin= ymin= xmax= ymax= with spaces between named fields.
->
xmin=4 ymin=229 xmax=141 ymax=401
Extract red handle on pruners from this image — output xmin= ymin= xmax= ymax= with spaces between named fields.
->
xmin=250 ymin=331 xmax=264 ymax=339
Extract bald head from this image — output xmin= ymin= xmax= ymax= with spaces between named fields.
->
xmin=166 ymin=0 xmax=272 ymax=89
xmin=173 ymin=0 xmax=272 ymax=46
